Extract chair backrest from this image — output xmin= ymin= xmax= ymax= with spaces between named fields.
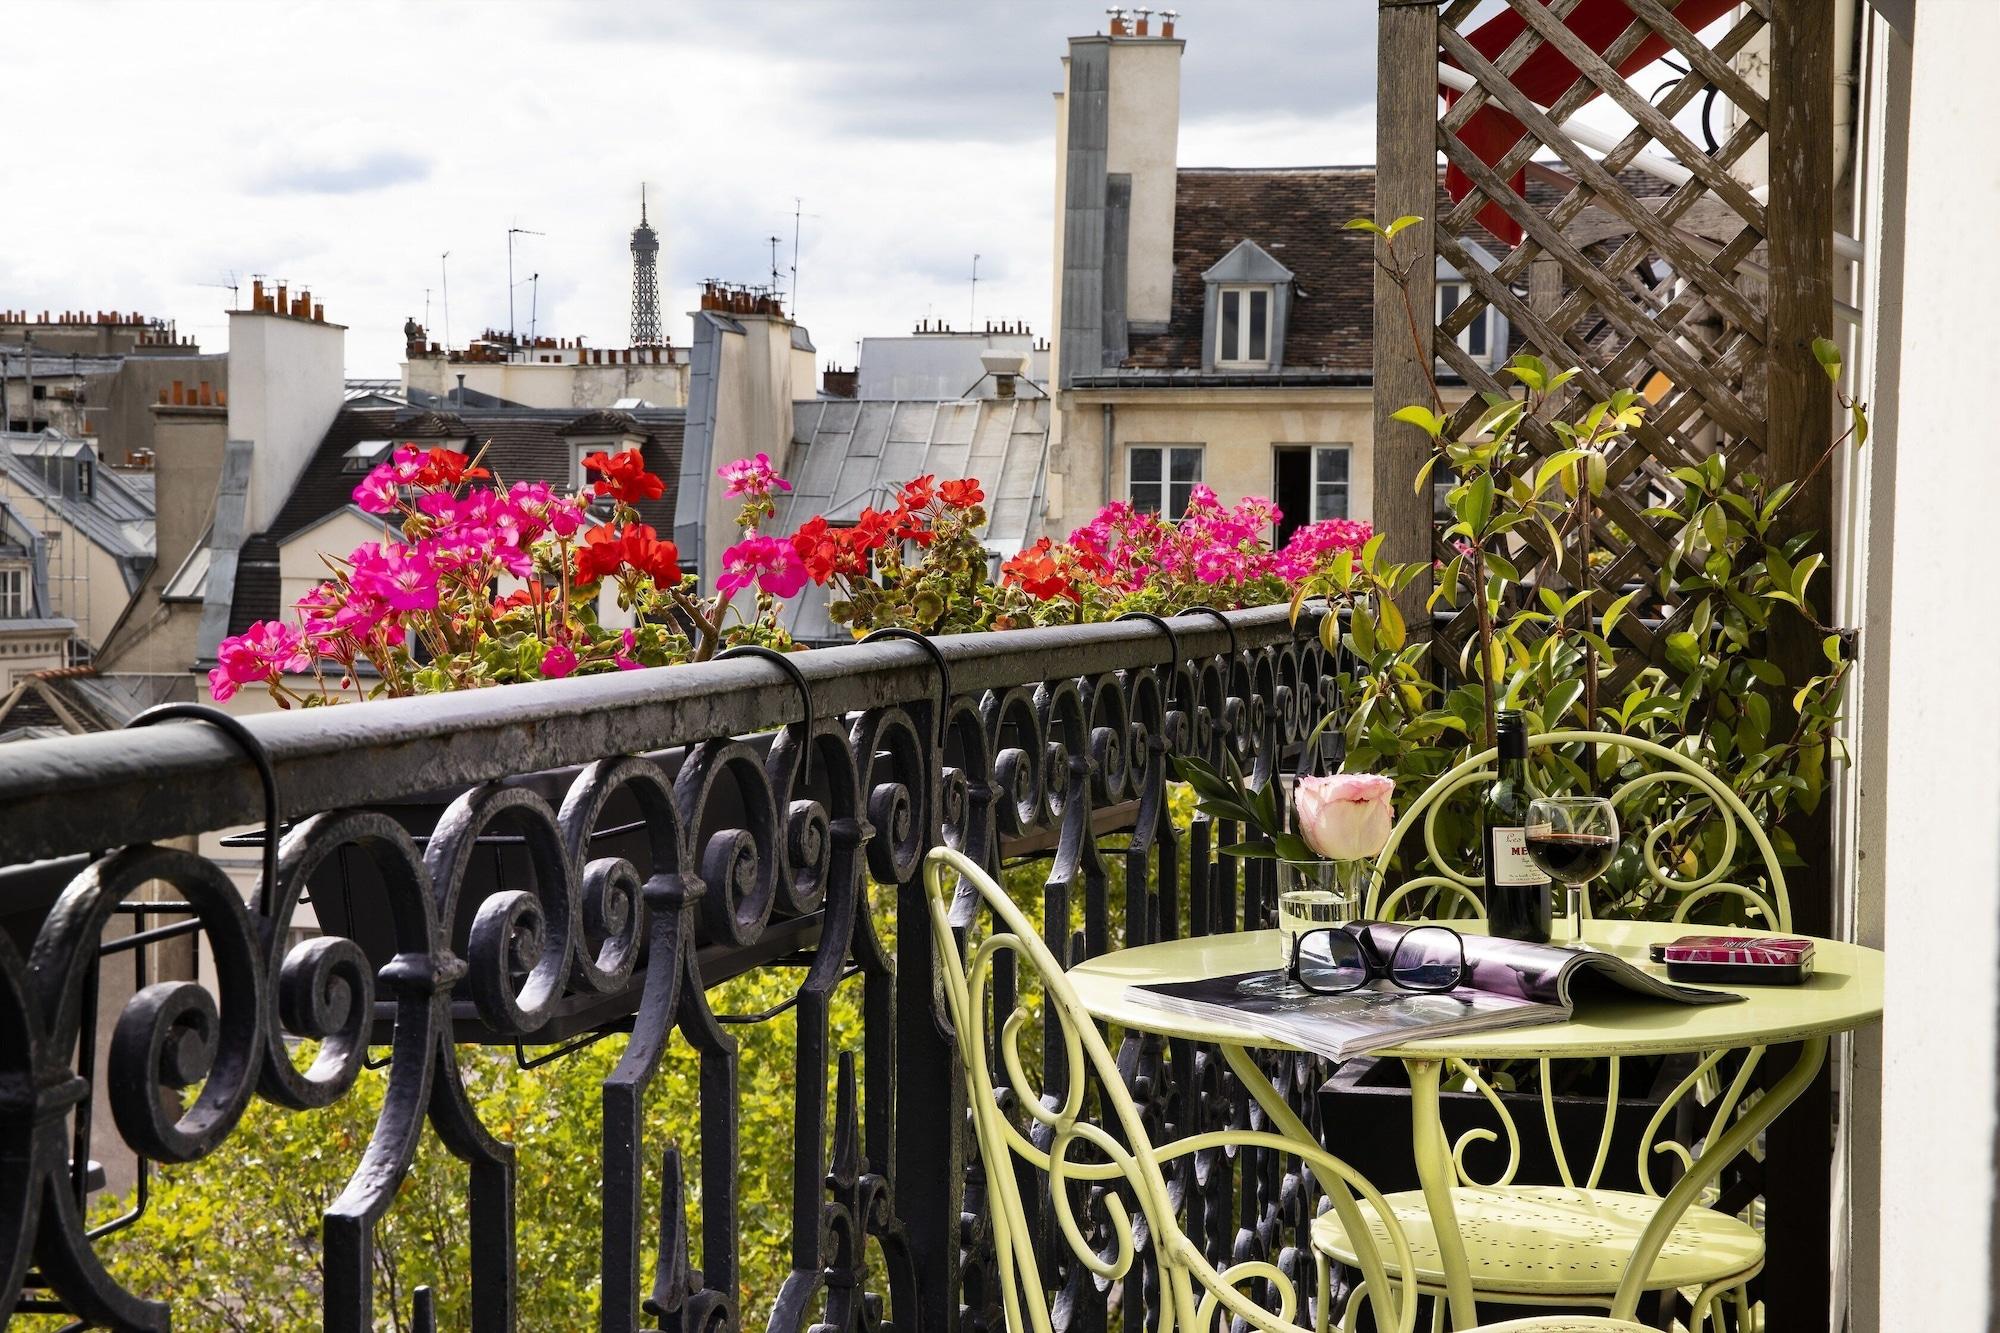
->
xmin=924 ymin=846 xmax=1419 ymax=1333
xmin=1363 ymin=728 xmax=1790 ymax=932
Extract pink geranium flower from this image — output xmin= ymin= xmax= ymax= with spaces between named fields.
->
xmin=718 ymin=534 xmax=808 ymax=598
xmin=348 ymin=543 xmax=440 ymax=612
xmin=717 ymin=452 xmax=792 ymax=501
xmin=540 ymin=642 xmax=578 ymax=679
xmin=352 ymin=463 xmax=400 ymax=514
xmin=208 ymin=619 xmax=311 ymax=702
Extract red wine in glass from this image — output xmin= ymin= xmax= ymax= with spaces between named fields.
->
xmin=1525 ymin=796 xmax=1620 ymax=946
xmin=1525 ymin=830 xmax=1617 ymax=881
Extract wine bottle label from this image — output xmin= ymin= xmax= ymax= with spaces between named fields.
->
xmin=1489 ymin=826 xmax=1551 ymax=887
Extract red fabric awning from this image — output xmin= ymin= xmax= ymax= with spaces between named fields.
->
xmin=1442 ymin=0 xmax=1736 ymax=245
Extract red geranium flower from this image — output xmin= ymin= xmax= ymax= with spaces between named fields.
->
xmin=494 ymin=581 xmax=558 ymax=612
xmin=898 ymin=474 xmax=937 ymax=511
xmin=410 ymin=446 xmax=490 ymax=488
xmin=574 ymin=523 xmax=681 ymax=586
xmin=851 ymin=506 xmax=897 ymax=551
xmin=585 ymin=450 xmax=667 ymax=505
xmin=1002 ymin=538 xmax=1076 ymax=602
xmin=939 ymin=477 xmax=984 ymax=509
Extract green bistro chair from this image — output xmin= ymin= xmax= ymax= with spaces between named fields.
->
xmin=1312 ymin=730 xmax=1788 ymax=1329
xmin=924 ymin=846 xmax=1660 ymax=1333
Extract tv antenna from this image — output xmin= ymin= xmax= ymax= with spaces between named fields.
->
xmin=768 ymin=235 xmax=784 ymax=301
xmin=507 ymin=226 xmax=543 ymax=344
xmin=440 ymin=252 xmax=453 ymax=350
xmin=528 ymin=273 xmax=540 ymax=343
xmin=195 ymin=270 xmax=241 ymax=308
xmin=969 ymin=253 xmax=981 ymax=331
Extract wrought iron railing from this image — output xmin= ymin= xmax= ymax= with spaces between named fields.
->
xmin=0 ymin=604 xmax=1341 ymax=1331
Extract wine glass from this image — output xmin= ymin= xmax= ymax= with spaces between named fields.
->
xmin=1526 ymin=796 xmax=1619 ymax=947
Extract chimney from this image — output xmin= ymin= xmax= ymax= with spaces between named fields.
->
xmin=1160 ymin=8 xmax=1176 ymax=38
xmin=822 ymin=365 xmax=857 ymax=399
xmin=1107 ymin=7 xmax=1128 ymax=36
xmin=1133 ymin=7 xmax=1150 ymax=36
xmin=227 ymin=283 xmax=346 ymax=532
xmin=979 ymin=350 xmax=1029 ymax=399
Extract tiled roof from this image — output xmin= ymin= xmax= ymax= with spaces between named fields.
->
xmin=390 ymin=409 xmax=470 ymax=438
xmin=228 ymin=405 xmax=684 ymax=632
xmin=1124 ymin=167 xmax=1380 ymax=373
xmin=1121 ymin=165 xmax=1661 ymax=377
xmin=559 ymin=409 xmax=640 ymax=436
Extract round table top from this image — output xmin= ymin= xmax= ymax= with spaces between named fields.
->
xmin=1065 ymin=919 xmax=1884 ymax=1059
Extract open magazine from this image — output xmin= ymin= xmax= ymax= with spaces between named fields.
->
xmin=1129 ymin=922 xmax=1741 ymax=1062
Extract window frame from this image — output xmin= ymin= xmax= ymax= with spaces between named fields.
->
xmin=1214 ymin=285 xmax=1275 ymax=368
xmin=1435 ymin=279 xmax=1500 ymax=366
xmin=1310 ymin=445 xmax=1352 ymax=521
xmin=0 ymin=566 xmax=28 ymax=619
xmin=1126 ymin=445 xmax=1205 ymax=520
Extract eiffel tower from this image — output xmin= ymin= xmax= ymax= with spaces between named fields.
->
xmin=630 ymin=185 xmax=663 ymax=346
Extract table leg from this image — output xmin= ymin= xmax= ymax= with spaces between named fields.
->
xmin=1220 ymin=1042 xmax=1336 ymax=1193
xmin=1608 ymin=1036 xmax=1830 ymax=1321
xmin=1405 ymin=1058 xmax=1480 ymax=1331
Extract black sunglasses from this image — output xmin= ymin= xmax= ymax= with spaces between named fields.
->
xmin=1288 ymin=924 xmax=1466 ymax=995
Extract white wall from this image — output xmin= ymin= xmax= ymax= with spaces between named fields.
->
xmin=402 ymin=355 xmax=687 ymax=410
xmin=227 ymin=310 xmax=345 ymax=534
xmin=1877 ymin=2 xmax=2000 ymax=1326
xmin=1105 ymin=38 xmax=1183 ymax=327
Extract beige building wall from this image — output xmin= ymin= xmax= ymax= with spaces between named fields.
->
xmin=98 ymin=400 xmax=229 ymax=673
xmin=1104 ymin=38 xmax=1183 ymax=326
xmin=402 ymin=354 xmax=687 ymax=411
xmin=0 ymin=627 xmax=68 ymax=688
xmin=1052 ymin=387 xmax=1379 ymax=535
xmin=227 ymin=307 xmax=346 ymax=535
xmin=700 ymin=313 xmax=801 ymax=582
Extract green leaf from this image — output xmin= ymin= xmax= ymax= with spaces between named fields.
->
xmin=1383 ymin=214 xmax=1424 ymax=239
xmin=1392 ymin=405 xmax=1448 ymax=439
xmin=1811 ymin=336 xmax=1842 ymax=384
xmin=1464 ymin=473 xmax=1495 ymax=532
xmin=1601 ymin=589 xmax=1639 ymax=643
xmin=1273 ymin=832 xmax=1317 ymax=862
xmin=1377 ymin=595 xmax=1406 ymax=651
xmin=1220 ymin=841 xmax=1278 ymax=860
xmin=1342 ymin=217 xmax=1386 ymax=237
xmin=1665 ymin=631 xmax=1701 ymax=674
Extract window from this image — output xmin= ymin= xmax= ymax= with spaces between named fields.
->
xmin=75 ymin=460 xmax=93 ymax=498
xmin=1436 ymin=281 xmax=1499 ymax=365
xmin=1312 ymin=446 xmax=1350 ymax=520
xmin=572 ymin=441 xmax=635 ymax=493
xmin=1274 ymin=445 xmax=1351 ymax=542
xmin=1128 ymin=446 xmax=1203 ymax=519
xmin=0 ymin=567 xmax=27 ymax=618
xmin=341 ymin=440 xmax=393 ymax=473
xmin=1216 ymin=286 xmax=1272 ymax=366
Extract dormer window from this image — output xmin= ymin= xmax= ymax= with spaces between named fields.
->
xmin=1216 ymin=287 xmax=1272 ymax=367
xmin=1437 ymin=281 xmax=1499 ymax=366
xmin=1201 ymin=240 xmax=1293 ymax=374
xmin=341 ymin=440 xmax=394 ymax=473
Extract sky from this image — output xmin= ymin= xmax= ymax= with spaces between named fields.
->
xmin=6 ymin=1 xmax=1384 ymax=380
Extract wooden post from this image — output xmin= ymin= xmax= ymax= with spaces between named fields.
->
xmin=1373 ymin=0 xmax=1439 ymax=635
xmin=1761 ymin=2 xmax=1837 ymax=1327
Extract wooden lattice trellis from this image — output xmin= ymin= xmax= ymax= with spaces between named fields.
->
xmin=1370 ymin=2 xmax=1838 ymax=1326
xmin=1372 ymin=0 xmax=1831 ymax=699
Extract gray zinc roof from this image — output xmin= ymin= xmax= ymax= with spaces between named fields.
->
xmin=767 ymin=394 xmax=1051 ymax=643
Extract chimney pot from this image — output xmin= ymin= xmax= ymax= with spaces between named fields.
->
xmin=171 ymin=380 xmax=184 ymax=405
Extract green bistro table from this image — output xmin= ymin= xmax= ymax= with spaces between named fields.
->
xmin=1066 ymin=919 xmax=1884 ymax=1329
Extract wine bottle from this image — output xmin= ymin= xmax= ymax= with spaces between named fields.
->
xmin=1483 ymin=709 xmax=1552 ymax=942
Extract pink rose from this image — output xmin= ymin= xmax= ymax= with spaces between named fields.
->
xmin=1294 ymin=773 xmax=1396 ymax=861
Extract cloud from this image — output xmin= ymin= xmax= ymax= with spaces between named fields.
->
xmin=251 ymin=149 xmax=433 ymax=196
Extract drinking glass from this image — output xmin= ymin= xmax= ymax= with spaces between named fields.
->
xmin=1276 ymin=859 xmax=1373 ymax=969
xmin=1525 ymin=796 xmax=1619 ymax=947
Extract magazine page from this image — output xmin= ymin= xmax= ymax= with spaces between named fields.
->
xmin=1128 ymin=969 xmax=1564 ymax=1062
xmin=1352 ymin=923 xmax=1739 ymax=1007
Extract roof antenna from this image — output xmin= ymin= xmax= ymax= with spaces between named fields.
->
xmin=969 ymin=253 xmax=981 ymax=332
